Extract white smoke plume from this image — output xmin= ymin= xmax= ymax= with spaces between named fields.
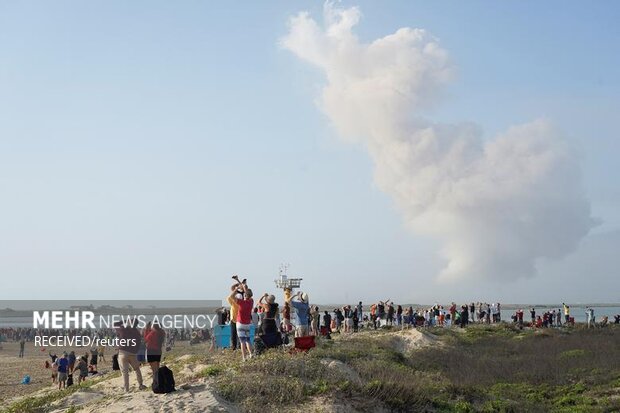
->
xmin=281 ymin=3 xmax=595 ymax=282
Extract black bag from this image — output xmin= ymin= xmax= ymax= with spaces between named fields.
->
xmin=152 ymin=366 xmax=175 ymax=394
xmin=254 ymin=336 xmax=266 ymax=355
xmin=112 ymin=354 xmax=120 ymax=371
xmin=67 ymin=374 xmax=73 ymax=386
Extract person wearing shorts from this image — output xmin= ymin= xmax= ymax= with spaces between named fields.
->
xmin=57 ymin=353 xmax=69 ymax=389
xmin=230 ymin=280 xmax=254 ymax=362
xmin=145 ymin=322 xmax=166 ymax=387
xmin=288 ymin=292 xmax=310 ymax=337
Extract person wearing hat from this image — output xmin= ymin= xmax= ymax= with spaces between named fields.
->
xmin=287 ymin=291 xmax=310 ymax=337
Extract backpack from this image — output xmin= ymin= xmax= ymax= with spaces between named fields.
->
xmin=112 ymin=354 xmax=120 ymax=371
xmin=152 ymin=366 xmax=175 ymax=394
xmin=254 ymin=335 xmax=267 ymax=355
xmin=67 ymin=374 xmax=73 ymax=386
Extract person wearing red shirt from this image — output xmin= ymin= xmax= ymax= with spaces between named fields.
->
xmin=144 ymin=322 xmax=166 ymax=387
xmin=229 ymin=280 xmax=254 ymax=361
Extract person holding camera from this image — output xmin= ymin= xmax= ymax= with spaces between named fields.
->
xmin=287 ymin=291 xmax=310 ymax=337
xmin=229 ymin=276 xmax=254 ymax=361
xmin=227 ymin=275 xmax=246 ymax=350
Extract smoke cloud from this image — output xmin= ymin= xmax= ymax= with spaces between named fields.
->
xmin=282 ymin=3 xmax=595 ymax=282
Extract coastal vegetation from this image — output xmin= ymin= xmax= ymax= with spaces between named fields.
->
xmin=199 ymin=324 xmax=620 ymax=412
xmin=2 ymin=324 xmax=619 ymax=412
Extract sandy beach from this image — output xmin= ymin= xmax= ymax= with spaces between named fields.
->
xmin=0 ymin=339 xmax=235 ymax=412
xmin=0 ymin=341 xmax=96 ymax=403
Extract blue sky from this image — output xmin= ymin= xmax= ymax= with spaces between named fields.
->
xmin=0 ymin=1 xmax=618 ymax=304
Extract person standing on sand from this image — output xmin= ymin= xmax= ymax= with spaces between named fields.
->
xmin=90 ymin=346 xmax=98 ymax=371
xmin=282 ymin=301 xmax=292 ymax=333
xmin=19 ymin=337 xmax=25 ymax=357
xmin=114 ymin=320 xmax=147 ymax=392
xmin=342 ymin=305 xmax=352 ymax=333
xmin=57 ymin=352 xmax=69 ymax=390
xmin=310 ymin=306 xmax=320 ymax=336
xmin=227 ymin=275 xmax=245 ymax=351
xmin=258 ymin=293 xmax=279 ymax=336
xmin=370 ymin=303 xmax=377 ymax=329
xmin=144 ymin=321 xmax=166 ymax=387
xmin=51 ymin=358 xmax=59 ymax=384
xmin=449 ymin=303 xmax=457 ymax=325
xmin=98 ymin=345 xmax=106 ymax=363
xmin=230 ymin=281 xmax=254 ymax=362
xmin=586 ymin=307 xmax=595 ymax=328
xmin=67 ymin=351 xmax=76 ymax=374
xmin=288 ymin=291 xmax=310 ymax=337
xmin=563 ymin=303 xmax=570 ymax=324
xmin=252 ymin=307 xmax=259 ymax=329
xmin=75 ymin=356 xmax=88 ymax=384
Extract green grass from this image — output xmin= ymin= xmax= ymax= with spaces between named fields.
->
xmin=202 ymin=325 xmax=620 ymax=412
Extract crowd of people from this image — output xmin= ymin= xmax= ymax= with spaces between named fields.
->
xmin=44 ymin=346 xmax=104 ymax=389
xmin=219 ymin=279 xmax=620 ymax=362
xmin=3 ymin=290 xmax=620 ymax=390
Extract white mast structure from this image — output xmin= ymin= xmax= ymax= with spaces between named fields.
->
xmin=274 ymin=264 xmax=302 ymax=302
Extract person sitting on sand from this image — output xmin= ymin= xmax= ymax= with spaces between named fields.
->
xmin=229 ymin=280 xmax=254 ymax=362
xmin=535 ymin=316 xmax=543 ymax=328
